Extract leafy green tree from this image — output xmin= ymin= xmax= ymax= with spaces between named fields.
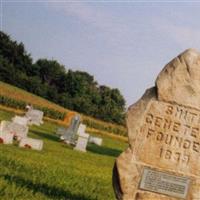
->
xmin=0 ymin=55 xmax=15 ymax=83
xmin=97 ymin=86 xmax=125 ymax=124
xmin=34 ymin=59 xmax=65 ymax=86
xmin=0 ymin=31 xmax=126 ymax=124
xmin=0 ymin=31 xmax=32 ymax=75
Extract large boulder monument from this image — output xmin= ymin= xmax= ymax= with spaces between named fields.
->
xmin=113 ymin=49 xmax=200 ymax=200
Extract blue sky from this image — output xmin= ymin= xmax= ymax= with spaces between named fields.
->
xmin=1 ymin=1 xmax=200 ymax=106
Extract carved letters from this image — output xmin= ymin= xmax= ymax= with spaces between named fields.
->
xmin=138 ymin=100 xmax=200 ymax=167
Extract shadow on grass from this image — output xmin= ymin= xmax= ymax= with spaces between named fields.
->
xmin=31 ymin=130 xmax=74 ymax=150
xmin=2 ymin=174 xmax=96 ymax=200
xmin=87 ymin=144 xmax=122 ymax=157
xmin=31 ymin=130 xmax=122 ymax=157
xmin=31 ymin=130 xmax=59 ymax=142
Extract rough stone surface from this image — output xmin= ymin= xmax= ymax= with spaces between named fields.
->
xmin=113 ymin=49 xmax=200 ymax=200
xmin=156 ymin=48 xmax=200 ymax=110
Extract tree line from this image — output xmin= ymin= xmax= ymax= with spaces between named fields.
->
xmin=0 ymin=31 xmax=126 ymax=124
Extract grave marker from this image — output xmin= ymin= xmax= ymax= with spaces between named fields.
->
xmin=74 ymin=132 xmax=89 ymax=152
xmin=12 ymin=115 xmax=29 ymax=126
xmin=88 ymin=136 xmax=102 ymax=146
xmin=26 ymin=109 xmax=44 ymax=126
xmin=0 ymin=120 xmax=28 ymax=141
xmin=60 ymin=115 xmax=81 ymax=144
xmin=19 ymin=137 xmax=43 ymax=151
xmin=0 ymin=122 xmax=14 ymax=144
xmin=113 ymin=49 xmax=200 ymax=200
xmin=77 ymin=123 xmax=86 ymax=136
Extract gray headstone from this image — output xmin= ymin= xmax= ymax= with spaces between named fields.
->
xmin=61 ymin=115 xmax=81 ymax=144
xmin=56 ymin=127 xmax=66 ymax=136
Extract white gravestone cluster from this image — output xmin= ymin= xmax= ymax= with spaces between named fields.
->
xmin=57 ymin=115 xmax=103 ymax=152
xmin=0 ymin=106 xmax=44 ymax=151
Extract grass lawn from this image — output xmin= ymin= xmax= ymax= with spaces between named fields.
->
xmin=0 ymin=109 xmax=127 ymax=200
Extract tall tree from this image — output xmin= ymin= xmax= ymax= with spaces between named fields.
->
xmin=0 ymin=31 xmax=126 ymax=124
xmin=0 ymin=31 xmax=32 ymax=74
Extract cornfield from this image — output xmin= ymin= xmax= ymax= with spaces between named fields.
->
xmin=0 ymin=81 xmax=127 ymax=137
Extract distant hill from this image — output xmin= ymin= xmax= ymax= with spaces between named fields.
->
xmin=0 ymin=31 xmax=125 ymax=125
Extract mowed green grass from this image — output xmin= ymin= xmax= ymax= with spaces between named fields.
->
xmin=0 ymin=109 xmax=127 ymax=200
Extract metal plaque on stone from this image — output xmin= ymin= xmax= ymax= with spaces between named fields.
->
xmin=139 ymin=168 xmax=190 ymax=199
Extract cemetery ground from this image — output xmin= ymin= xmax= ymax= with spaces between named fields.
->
xmin=0 ymin=109 xmax=127 ymax=200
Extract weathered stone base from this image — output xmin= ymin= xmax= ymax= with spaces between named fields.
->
xmin=113 ymin=148 xmax=200 ymax=200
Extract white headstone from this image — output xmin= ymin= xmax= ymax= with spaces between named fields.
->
xmin=19 ymin=137 xmax=43 ymax=151
xmin=0 ymin=121 xmax=12 ymax=134
xmin=26 ymin=109 xmax=44 ymax=126
xmin=12 ymin=115 xmax=29 ymax=126
xmin=89 ymin=136 xmax=102 ymax=146
xmin=77 ymin=123 xmax=86 ymax=136
xmin=0 ymin=121 xmax=14 ymax=144
xmin=74 ymin=133 xmax=89 ymax=152
xmin=0 ymin=133 xmax=14 ymax=144
xmin=0 ymin=120 xmax=28 ymax=141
